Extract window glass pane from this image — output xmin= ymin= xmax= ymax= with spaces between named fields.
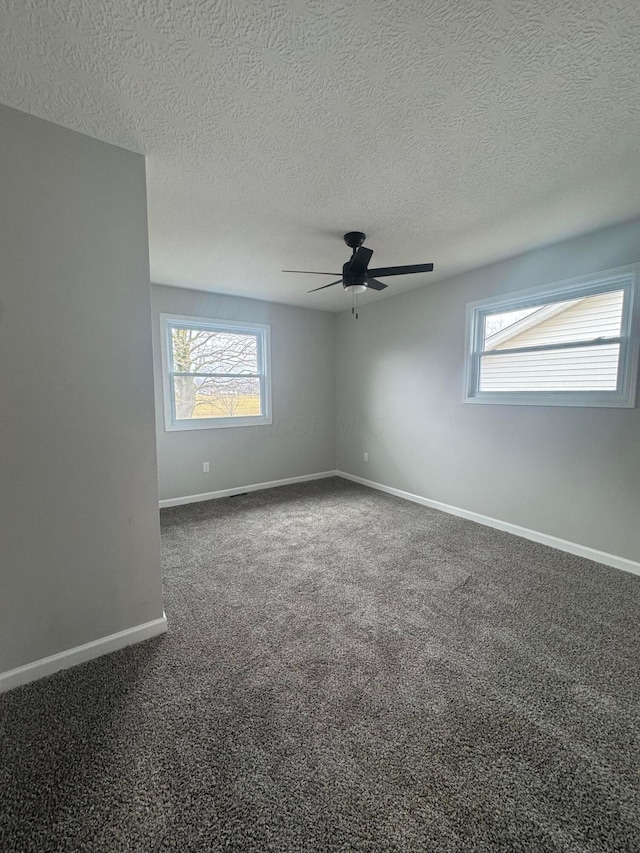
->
xmin=173 ymin=375 xmax=262 ymax=420
xmin=483 ymin=307 xmax=540 ymax=342
xmin=483 ymin=290 xmax=624 ymax=351
xmin=171 ymin=327 xmax=258 ymax=374
xmin=479 ymin=343 xmax=620 ymax=392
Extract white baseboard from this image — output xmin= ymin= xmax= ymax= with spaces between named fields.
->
xmin=0 ymin=613 xmax=168 ymax=694
xmin=336 ymin=471 xmax=640 ymax=578
xmin=159 ymin=470 xmax=339 ymax=508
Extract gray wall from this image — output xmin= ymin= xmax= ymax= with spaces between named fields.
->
xmin=0 ymin=105 xmax=164 ymax=673
xmin=152 ymin=285 xmax=336 ymax=501
xmin=336 ymin=218 xmax=640 ymax=563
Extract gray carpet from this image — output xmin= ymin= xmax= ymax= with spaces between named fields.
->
xmin=1 ymin=477 xmax=639 ymax=852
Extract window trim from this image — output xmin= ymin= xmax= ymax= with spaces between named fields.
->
xmin=160 ymin=313 xmax=272 ymax=431
xmin=463 ymin=264 xmax=640 ymax=408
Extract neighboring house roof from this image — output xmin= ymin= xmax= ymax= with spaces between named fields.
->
xmin=484 ymin=300 xmax=581 ymax=351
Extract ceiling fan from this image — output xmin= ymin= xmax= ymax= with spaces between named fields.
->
xmin=283 ymin=231 xmax=434 ymax=317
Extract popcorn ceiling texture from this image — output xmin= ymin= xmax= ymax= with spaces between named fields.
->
xmin=1 ymin=0 xmax=640 ymax=309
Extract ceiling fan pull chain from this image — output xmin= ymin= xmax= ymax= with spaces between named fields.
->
xmin=355 ymin=291 xmax=359 ymax=320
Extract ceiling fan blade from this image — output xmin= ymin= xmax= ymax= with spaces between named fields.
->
xmin=282 ymin=270 xmax=340 ymax=275
xmin=308 ymin=279 xmax=343 ymax=293
xmin=365 ymin=278 xmax=388 ymax=291
xmin=348 ymin=246 xmax=373 ymax=274
xmin=367 ymin=263 xmax=434 ymax=277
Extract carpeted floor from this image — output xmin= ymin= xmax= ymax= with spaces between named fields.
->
xmin=1 ymin=477 xmax=639 ymax=852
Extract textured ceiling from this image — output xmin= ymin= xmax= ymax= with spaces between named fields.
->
xmin=1 ymin=0 xmax=640 ymax=312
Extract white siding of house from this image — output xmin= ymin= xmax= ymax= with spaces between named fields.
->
xmin=480 ymin=290 xmax=624 ymax=392
xmin=493 ymin=290 xmax=624 ymax=350
xmin=479 ymin=344 xmax=620 ymax=391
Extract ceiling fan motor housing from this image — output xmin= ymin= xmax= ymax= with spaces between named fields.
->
xmin=342 ymin=262 xmax=368 ymax=292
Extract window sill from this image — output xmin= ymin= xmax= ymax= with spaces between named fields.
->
xmin=166 ymin=415 xmax=273 ymax=431
xmin=464 ymin=392 xmax=635 ymax=408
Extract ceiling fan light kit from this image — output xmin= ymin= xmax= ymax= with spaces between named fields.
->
xmin=283 ymin=232 xmax=434 ymax=318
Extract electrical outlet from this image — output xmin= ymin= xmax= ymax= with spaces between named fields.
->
xmin=202 ymin=462 xmax=210 ymax=473
xmin=363 ymin=452 xmax=369 ymax=462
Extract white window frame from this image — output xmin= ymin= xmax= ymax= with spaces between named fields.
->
xmin=464 ymin=264 xmax=640 ymax=408
xmin=160 ymin=313 xmax=272 ymax=431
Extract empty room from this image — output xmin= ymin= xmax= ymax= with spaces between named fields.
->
xmin=1 ymin=1 xmax=639 ymax=851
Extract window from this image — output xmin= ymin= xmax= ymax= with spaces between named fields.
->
xmin=160 ymin=314 xmax=271 ymax=430
xmin=464 ymin=266 xmax=639 ymax=407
